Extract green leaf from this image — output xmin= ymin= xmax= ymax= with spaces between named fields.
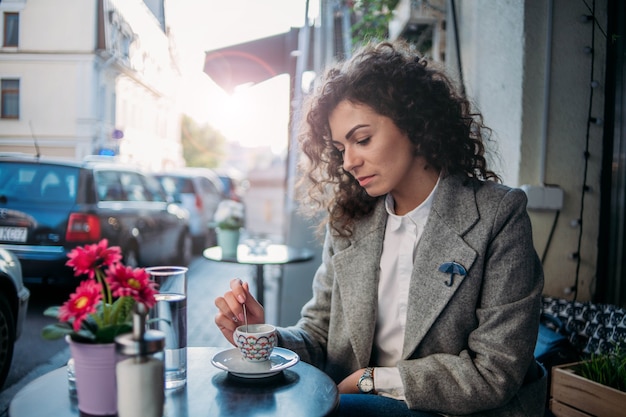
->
xmin=110 ymin=297 xmax=134 ymax=325
xmin=42 ymin=306 xmax=61 ymax=319
xmin=82 ymin=315 xmax=100 ymax=333
xmin=70 ymin=330 xmax=98 ymax=343
xmin=95 ymin=324 xmax=132 ymax=344
xmin=41 ymin=323 xmax=73 ymax=340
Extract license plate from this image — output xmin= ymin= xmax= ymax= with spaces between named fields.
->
xmin=0 ymin=227 xmax=28 ymax=242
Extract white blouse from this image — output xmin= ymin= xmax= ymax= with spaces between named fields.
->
xmin=373 ymin=180 xmax=438 ymax=400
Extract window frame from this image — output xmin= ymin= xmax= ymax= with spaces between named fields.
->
xmin=3 ymin=12 xmax=19 ymax=47
xmin=1 ymin=78 xmax=20 ymax=119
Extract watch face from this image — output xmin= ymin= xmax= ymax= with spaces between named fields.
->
xmin=359 ymin=377 xmax=374 ymax=392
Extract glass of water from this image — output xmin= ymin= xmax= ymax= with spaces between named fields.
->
xmin=146 ymin=266 xmax=188 ymax=389
xmin=67 ymin=357 xmax=77 ymax=397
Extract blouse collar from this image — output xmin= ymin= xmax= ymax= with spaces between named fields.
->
xmin=384 ymin=178 xmax=440 ymax=232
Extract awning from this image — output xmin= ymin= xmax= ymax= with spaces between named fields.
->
xmin=203 ymin=28 xmax=300 ymax=93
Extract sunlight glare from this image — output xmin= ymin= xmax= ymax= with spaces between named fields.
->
xmin=172 ymin=0 xmax=307 ymax=156
xmin=205 ymin=75 xmax=291 ymax=155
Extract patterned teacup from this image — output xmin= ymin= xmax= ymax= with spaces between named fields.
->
xmin=234 ymin=324 xmax=277 ymax=362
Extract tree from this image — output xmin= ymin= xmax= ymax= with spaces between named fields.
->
xmin=349 ymin=0 xmax=400 ymax=46
xmin=180 ymin=115 xmax=227 ymax=168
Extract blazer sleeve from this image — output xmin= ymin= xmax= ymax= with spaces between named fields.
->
xmin=399 ymin=188 xmax=544 ymax=415
xmin=275 ymin=228 xmax=334 ymax=368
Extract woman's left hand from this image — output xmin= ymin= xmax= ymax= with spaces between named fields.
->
xmin=337 ymin=368 xmax=367 ymax=394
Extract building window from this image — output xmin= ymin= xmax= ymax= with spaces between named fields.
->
xmin=3 ymin=12 xmax=19 ymax=47
xmin=1 ymin=79 xmax=20 ymax=119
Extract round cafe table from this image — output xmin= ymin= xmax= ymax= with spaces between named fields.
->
xmin=203 ymin=244 xmax=314 ymax=306
xmin=9 ymin=347 xmax=339 ymax=417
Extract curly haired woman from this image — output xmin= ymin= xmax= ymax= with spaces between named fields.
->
xmin=215 ymin=41 xmax=547 ymax=417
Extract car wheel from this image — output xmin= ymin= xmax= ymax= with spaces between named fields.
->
xmin=123 ymin=243 xmax=140 ymax=268
xmin=0 ymin=293 xmax=16 ymax=390
xmin=176 ymin=231 xmax=193 ymax=266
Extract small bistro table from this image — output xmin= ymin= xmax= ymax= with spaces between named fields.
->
xmin=203 ymin=244 xmax=314 ymax=306
xmin=9 ymin=347 xmax=339 ymax=417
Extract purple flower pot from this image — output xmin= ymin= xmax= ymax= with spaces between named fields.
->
xmin=67 ymin=337 xmax=118 ymax=416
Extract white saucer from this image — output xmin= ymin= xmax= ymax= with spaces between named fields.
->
xmin=211 ymin=347 xmax=300 ymax=378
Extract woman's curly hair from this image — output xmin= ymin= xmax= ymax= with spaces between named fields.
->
xmin=297 ymin=40 xmax=499 ymax=237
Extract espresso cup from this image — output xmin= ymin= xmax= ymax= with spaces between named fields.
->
xmin=234 ymin=324 xmax=277 ymax=362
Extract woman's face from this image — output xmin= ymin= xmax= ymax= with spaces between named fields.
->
xmin=328 ymin=100 xmax=427 ymax=202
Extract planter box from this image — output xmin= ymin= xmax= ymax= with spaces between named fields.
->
xmin=550 ymin=361 xmax=626 ymax=417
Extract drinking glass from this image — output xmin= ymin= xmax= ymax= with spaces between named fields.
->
xmin=146 ymin=266 xmax=188 ymax=389
xmin=67 ymin=357 xmax=76 ymax=397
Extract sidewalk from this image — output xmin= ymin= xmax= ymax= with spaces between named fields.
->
xmin=0 ymin=255 xmax=270 ymax=415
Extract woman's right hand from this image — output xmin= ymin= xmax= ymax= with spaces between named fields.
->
xmin=214 ymin=278 xmax=265 ymax=345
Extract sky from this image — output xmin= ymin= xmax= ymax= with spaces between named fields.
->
xmin=169 ymin=0 xmax=310 ymax=154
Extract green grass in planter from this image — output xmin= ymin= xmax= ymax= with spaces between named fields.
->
xmin=575 ymin=346 xmax=626 ymax=392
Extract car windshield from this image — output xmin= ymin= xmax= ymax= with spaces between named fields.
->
xmin=158 ymin=176 xmax=195 ymax=195
xmin=0 ymin=162 xmax=78 ymax=203
xmin=95 ymin=170 xmax=165 ymax=202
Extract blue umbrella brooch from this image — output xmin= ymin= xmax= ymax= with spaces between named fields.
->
xmin=438 ymin=262 xmax=467 ymax=287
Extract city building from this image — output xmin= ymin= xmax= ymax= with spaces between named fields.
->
xmin=0 ymin=0 xmax=184 ymax=169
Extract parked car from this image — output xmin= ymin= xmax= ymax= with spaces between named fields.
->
xmin=154 ymin=167 xmax=225 ymax=253
xmin=0 ymin=153 xmax=192 ymax=287
xmin=214 ymin=169 xmax=248 ymax=203
xmin=0 ymin=248 xmax=29 ymax=389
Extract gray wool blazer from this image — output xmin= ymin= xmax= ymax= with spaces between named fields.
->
xmin=278 ymin=174 xmax=547 ymax=417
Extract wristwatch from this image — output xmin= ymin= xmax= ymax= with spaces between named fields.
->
xmin=357 ymin=367 xmax=375 ymax=394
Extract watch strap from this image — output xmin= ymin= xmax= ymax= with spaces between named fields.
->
xmin=357 ymin=367 xmax=375 ymax=393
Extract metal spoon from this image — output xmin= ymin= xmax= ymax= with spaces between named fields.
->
xmin=243 ymin=303 xmax=248 ymax=332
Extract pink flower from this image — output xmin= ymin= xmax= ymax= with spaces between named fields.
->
xmin=66 ymin=239 xmax=122 ymax=279
xmin=106 ymin=263 xmax=159 ymax=309
xmin=43 ymin=239 xmax=159 ymax=344
xmin=58 ymin=279 xmax=103 ymax=332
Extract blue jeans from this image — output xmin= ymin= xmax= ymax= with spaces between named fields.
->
xmin=336 ymin=394 xmax=442 ymax=417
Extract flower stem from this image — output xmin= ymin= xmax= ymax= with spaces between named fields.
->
xmin=96 ymin=269 xmax=113 ymax=323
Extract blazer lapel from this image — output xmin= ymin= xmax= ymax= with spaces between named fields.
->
xmin=332 ymin=203 xmax=386 ymax=366
xmin=402 ymin=175 xmax=480 ymax=358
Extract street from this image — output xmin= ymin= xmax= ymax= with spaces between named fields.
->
xmin=0 ymin=254 xmax=271 ymax=415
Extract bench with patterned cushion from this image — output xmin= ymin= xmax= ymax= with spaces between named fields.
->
xmin=541 ymin=296 xmax=626 ymax=356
